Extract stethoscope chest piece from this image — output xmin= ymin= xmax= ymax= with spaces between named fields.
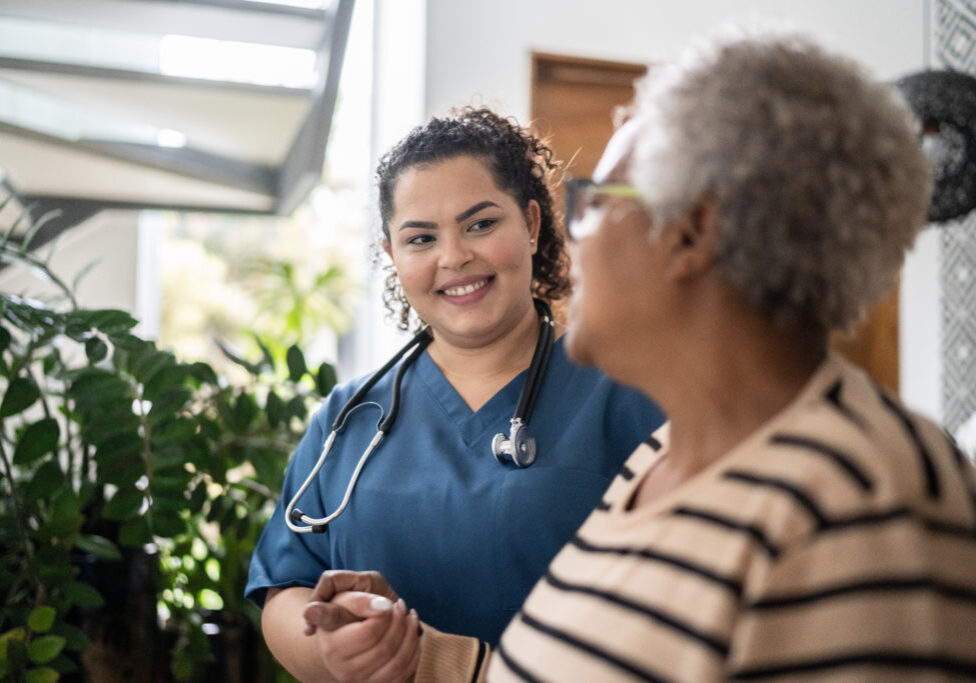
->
xmin=492 ymin=418 xmax=537 ymax=468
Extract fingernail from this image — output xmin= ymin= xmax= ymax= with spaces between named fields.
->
xmin=395 ymin=598 xmax=407 ymax=615
xmin=370 ymin=595 xmax=393 ymax=611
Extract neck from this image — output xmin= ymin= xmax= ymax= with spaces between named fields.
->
xmin=427 ymin=303 xmax=542 ymax=411
xmin=635 ymin=291 xmax=827 ymax=478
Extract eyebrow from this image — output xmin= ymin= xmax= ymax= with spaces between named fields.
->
xmin=455 ymin=200 xmax=499 ymax=223
xmin=397 ymin=200 xmax=501 ymax=232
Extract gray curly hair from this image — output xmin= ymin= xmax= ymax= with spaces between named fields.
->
xmin=630 ymin=30 xmax=932 ymax=331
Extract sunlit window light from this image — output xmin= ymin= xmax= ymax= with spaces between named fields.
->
xmin=240 ymin=0 xmax=331 ymax=7
xmin=157 ymin=128 xmax=187 ymax=148
xmin=160 ymin=34 xmax=317 ymax=88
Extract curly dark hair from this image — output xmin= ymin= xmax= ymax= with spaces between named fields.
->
xmin=375 ymin=106 xmax=569 ymax=331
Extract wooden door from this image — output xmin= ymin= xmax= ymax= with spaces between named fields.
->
xmin=529 ymin=51 xmax=899 ymax=393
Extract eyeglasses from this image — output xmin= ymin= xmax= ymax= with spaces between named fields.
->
xmin=564 ymin=177 xmax=643 ymax=241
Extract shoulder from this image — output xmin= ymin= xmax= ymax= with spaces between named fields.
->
xmin=547 ymin=337 xmax=664 ymax=419
xmin=696 ymin=356 xmax=976 ymax=561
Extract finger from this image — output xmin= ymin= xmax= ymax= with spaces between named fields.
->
xmin=332 ymin=599 xmax=411 ymax=681
xmin=302 ymin=600 xmax=359 ymax=635
xmin=330 ymin=591 xmax=396 ymax=620
xmin=365 ymin=608 xmax=421 ymax=683
xmin=360 ymin=570 xmax=398 ymax=601
xmin=311 ymin=569 xmax=376 ymax=602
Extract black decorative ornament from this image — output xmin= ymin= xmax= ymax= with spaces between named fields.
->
xmin=895 ymin=69 xmax=976 ymax=224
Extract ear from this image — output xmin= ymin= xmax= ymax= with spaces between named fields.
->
xmin=662 ymin=199 xmax=719 ymax=281
xmin=382 ymin=238 xmax=393 ymax=260
xmin=525 ymin=200 xmax=542 ymax=253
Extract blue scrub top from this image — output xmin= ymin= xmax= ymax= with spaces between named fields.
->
xmin=246 ymin=337 xmax=664 ymax=645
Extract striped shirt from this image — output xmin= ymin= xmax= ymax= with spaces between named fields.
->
xmin=417 ymin=354 xmax=976 ymax=681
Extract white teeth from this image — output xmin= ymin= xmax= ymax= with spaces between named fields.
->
xmin=443 ymin=280 xmax=487 ymax=296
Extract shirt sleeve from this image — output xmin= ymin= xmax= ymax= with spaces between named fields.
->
xmin=416 ymin=623 xmax=491 ymax=682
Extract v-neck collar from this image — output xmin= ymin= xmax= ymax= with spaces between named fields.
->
xmin=413 ymin=347 xmax=537 ymax=448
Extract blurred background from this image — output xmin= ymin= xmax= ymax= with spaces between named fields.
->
xmin=2 ymin=0 xmax=969 ymax=428
xmin=1 ymin=1 xmax=974 ymax=680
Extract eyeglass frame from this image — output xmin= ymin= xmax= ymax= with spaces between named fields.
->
xmin=564 ymin=176 xmax=644 ymax=241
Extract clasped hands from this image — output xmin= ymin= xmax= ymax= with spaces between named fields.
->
xmin=303 ymin=570 xmax=421 ymax=682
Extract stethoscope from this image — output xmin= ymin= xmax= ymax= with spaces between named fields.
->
xmin=285 ymin=299 xmax=555 ymax=534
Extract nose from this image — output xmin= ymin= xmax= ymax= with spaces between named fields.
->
xmin=437 ymin=233 xmax=473 ymax=270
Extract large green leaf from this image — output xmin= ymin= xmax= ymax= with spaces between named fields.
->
xmin=102 ymin=487 xmax=145 ymax=521
xmin=188 ymin=361 xmax=218 ymax=386
xmin=142 ymin=364 xmax=189 ymax=402
xmin=0 ymin=324 xmax=10 ymax=354
xmin=68 ymin=370 xmax=133 ymax=413
xmin=26 ymin=607 xmax=56 ymax=634
xmin=0 ymin=376 xmax=40 ymax=417
xmin=79 ymin=409 xmax=141 ymax=447
xmin=118 ymin=516 xmax=151 ymax=548
xmin=61 ymin=582 xmax=103 ymax=609
xmin=150 ymin=511 xmax=187 ymax=537
xmin=83 ymin=336 xmax=108 ymax=364
xmin=23 ymin=460 xmax=64 ymax=502
xmin=147 ymin=386 xmax=191 ymax=424
xmin=48 ymin=622 xmax=90 ymax=653
xmin=75 ymin=535 xmax=121 ymax=561
xmin=68 ymin=309 xmax=138 ymax=335
xmin=285 ymin=344 xmax=307 ymax=382
xmin=25 ymin=666 xmax=59 ymax=683
xmin=94 ymin=432 xmax=142 ymax=465
xmin=27 ymin=635 xmax=65 ymax=665
xmin=265 ymin=390 xmax=285 ymax=428
xmin=230 ymin=393 xmax=258 ymax=434
xmin=12 ymin=418 xmax=60 ymax=466
xmin=317 ymin=361 xmax=338 ymax=396
xmin=149 ymin=417 xmax=197 ymax=446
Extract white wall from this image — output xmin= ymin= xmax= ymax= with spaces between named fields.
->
xmin=422 ymin=0 xmax=940 ymax=419
xmin=425 ymin=0 xmax=927 ymax=122
xmin=0 ymin=210 xmax=140 ymax=313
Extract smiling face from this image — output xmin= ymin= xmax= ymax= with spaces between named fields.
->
xmin=383 ymin=155 xmax=541 ymax=349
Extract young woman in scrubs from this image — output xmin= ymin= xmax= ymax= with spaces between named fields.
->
xmin=246 ymin=107 xmax=664 ymax=681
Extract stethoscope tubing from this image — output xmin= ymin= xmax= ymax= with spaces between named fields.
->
xmin=286 ymin=300 xmax=553 ymax=534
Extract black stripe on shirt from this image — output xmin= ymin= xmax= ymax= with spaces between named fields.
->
xmin=876 ymin=388 xmax=941 ymax=499
xmin=823 ymin=379 xmax=867 ymax=430
xmin=671 ymin=506 xmax=780 ymax=558
xmin=723 ymin=470 xmax=828 ymax=529
xmin=820 ymin=505 xmax=976 ymax=541
xmin=645 ymin=434 xmax=663 ymax=451
xmin=594 ymin=500 xmax=611 ymax=512
xmin=769 ymin=433 xmax=873 ymax=491
xmin=570 ymin=534 xmax=743 ymax=596
xmin=747 ymin=576 xmax=976 ymax=610
xmin=544 ymin=570 xmax=730 ymax=655
xmin=495 ymin=640 xmax=543 ymax=683
xmin=515 ymin=609 xmax=671 ymax=682
xmin=470 ymin=640 xmax=489 ymax=683
xmin=619 ymin=464 xmax=636 ymax=481
xmin=731 ymin=651 xmax=976 ymax=679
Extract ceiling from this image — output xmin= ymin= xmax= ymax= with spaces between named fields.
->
xmin=0 ymin=0 xmax=354 ymax=247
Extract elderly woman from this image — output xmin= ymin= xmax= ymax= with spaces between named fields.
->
xmin=304 ymin=31 xmax=976 ymax=682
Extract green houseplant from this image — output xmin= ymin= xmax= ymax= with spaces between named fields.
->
xmin=0 ymin=210 xmax=338 ymax=681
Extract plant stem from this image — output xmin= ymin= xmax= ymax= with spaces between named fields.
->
xmin=0 ymin=246 xmax=77 ymax=309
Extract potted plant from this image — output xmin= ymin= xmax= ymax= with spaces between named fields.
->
xmin=0 ymin=209 xmax=337 ymax=681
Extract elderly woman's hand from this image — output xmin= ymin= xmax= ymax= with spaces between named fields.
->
xmin=303 ymin=570 xmax=421 ymax=682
